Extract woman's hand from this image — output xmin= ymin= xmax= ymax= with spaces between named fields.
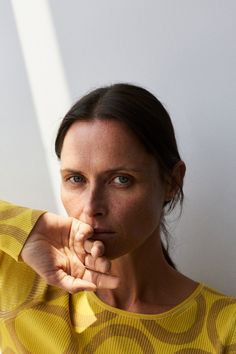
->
xmin=21 ymin=212 xmax=119 ymax=293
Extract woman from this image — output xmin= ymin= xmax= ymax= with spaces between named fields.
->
xmin=1 ymin=83 xmax=236 ymax=353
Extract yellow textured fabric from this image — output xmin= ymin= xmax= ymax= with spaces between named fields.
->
xmin=0 ymin=201 xmax=236 ymax=353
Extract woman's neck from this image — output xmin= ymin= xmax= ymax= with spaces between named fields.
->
xmin=96 ymin=234 xmax=198 ymax=314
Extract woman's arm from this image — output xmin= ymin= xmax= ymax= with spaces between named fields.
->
xmin=0 ymin=200 xmax=119 ymax=293
xmin=0 ymin=200 xmax=44 ymax=261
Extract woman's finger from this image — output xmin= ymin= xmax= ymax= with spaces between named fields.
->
xmin=85 ymin=254 xmax=111 ymax=273
xmin=71 ymin=220 xmax=94 ymax=259
xmin=50 ymin=269 xmax=97 ymax=293
xmin=83 ymin=269 xmax=119 ymax=289
xmin=84 ymin=239 xmax=105 ymax=257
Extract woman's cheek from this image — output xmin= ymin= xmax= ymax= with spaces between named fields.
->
xmin=61 ymin=192 xmax=79 ymax=217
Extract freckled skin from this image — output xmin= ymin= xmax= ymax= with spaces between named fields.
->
xmin=59 ymin=119 xmax=198 ymax=313
xmin=60 ymin=119 xmax=167 ymax=260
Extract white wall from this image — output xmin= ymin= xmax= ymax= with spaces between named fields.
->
xmin=0 ymin=0 xmax=57 ymax=211
xmin=1 ymin=0 xmax=236 ymax=296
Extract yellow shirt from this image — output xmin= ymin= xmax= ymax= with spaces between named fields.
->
xmin=0 ymin=200 xmax=236 ymax=353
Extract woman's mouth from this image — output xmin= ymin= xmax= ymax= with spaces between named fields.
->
xmin=93 ymin=229 xmax=116 ymax=240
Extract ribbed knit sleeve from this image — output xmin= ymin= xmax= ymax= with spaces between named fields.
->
xmin=0 ymin=200 xmax=45 ymax=261
xmin=229 ymin=313 xmax=236 ymax=349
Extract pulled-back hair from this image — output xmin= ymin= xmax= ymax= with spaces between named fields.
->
xmin=55 ymin=83 xmax=184 ymax=269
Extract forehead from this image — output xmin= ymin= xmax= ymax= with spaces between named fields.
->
xmin=60 ymin=119 xmax=156 ymax=171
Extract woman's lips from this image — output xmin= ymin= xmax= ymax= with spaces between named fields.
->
xmin=94 ymin=228 xmax=113 ymax=233
xmin=93 ymin=229 xmax=116 ymax=240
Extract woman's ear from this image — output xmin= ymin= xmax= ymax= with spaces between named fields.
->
xmin=165 ymin=161 xmax=186 ymax=202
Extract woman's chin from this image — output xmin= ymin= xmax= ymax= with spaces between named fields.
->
xmin=104 ymin=246 xmax=130 ymax=261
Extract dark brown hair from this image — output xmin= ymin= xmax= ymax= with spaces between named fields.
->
xmin=55 ymin=83 xmax=184 ymax=269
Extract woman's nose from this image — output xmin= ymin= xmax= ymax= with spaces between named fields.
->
xmin=81 ymin=184 xmax=107 ymax=219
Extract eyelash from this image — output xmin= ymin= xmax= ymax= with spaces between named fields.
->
xmin=66 ymin=175 xmax=132 ymax=187
xmin=112 ymin=176 xmax=131 ymax=186
xmin=68 ymin=175 xmax=85 ymax=184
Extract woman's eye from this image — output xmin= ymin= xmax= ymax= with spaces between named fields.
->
xmin=68 ymin=175 xmax=85 ymax=184
xmin=113 ymin=176 xmax=130 ymax=185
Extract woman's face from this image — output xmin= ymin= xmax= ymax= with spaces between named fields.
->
xmin=60 ymin=119 xmax=167 ymax=259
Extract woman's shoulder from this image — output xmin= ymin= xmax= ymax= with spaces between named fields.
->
xmin=200 ymin=283 xmax=236 ymax=301
xmin=198 ymin=283 xmax=236 ymax=319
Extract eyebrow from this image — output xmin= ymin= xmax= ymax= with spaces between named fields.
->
xmin=60 ymin=166 xmax=144 ymax=175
